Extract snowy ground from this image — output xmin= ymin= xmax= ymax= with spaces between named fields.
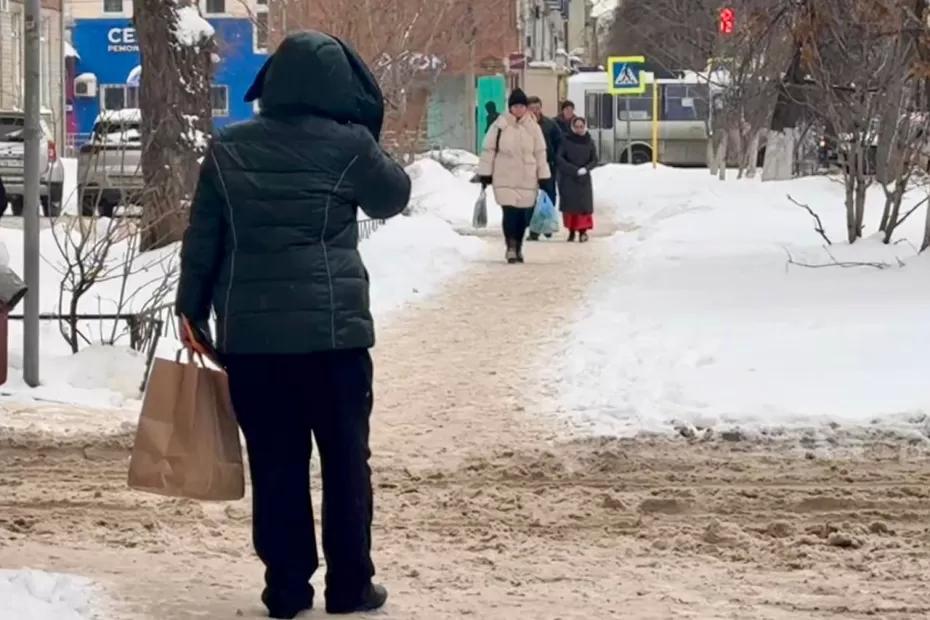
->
xmin=0 ymin=570 xmax=99 ymax=620
xmin=546 ymin=165 xmax=930 ymax=438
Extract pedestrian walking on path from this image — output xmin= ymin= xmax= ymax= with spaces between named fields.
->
xmin=556 ymin=100 xmax=577 ymax=135
xmin=527 ymin=95 xmax=562 ymax=241
xmin=478 ymin=88 xmax=551 ymax=263
xmin=557 ymin=117 xmax=597 ymax=242
xmin=176 ymin=30 xmax=411 ymax=619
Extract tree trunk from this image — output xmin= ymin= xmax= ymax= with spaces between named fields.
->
xmin=762 ymin=129 xmax=797 ymax=182
xmin=854 ymin=155 xmax=868 ymax=240
xmin=744 ymin=129 xmax=762 ymax=179
xmin=882 ymin=184 xmax=904 ymax=244
xmin=844 ymin=158 xmax=857 ymax=244
xmin=716 ymin=137 xmax=728 ymax=181
xmin=921 ymin=193 xmax=930 ymax=252
xmin=134 ymin=0 xmax=214 ymax=251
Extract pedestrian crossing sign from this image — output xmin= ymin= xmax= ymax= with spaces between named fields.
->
xmin=607 ymin=56 xmax=646 ymax=95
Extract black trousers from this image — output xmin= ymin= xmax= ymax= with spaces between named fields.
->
xmin=501 ymin=206 xmax=532 ymax=243
xmin=226 ymin=349 xmax=375 ymax=607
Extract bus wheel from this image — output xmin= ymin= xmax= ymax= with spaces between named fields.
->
xmin=628 ymin=146 xmax=652 ymax=166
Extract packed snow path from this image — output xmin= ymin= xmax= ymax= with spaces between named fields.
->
xmin=2 ymin=238 xmax=930 ymax=619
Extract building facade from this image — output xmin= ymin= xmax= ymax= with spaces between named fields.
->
xmin=68 ymin=0 xmax=268 ymax=142
xmin=0 ymin=0 xmax=66 ymax=145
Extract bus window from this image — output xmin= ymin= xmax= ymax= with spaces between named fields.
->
xmin=585 ymin=92 xmax=599 ymax=129
xmin=585 ymin=92 xmax=614 ymax=129
xmin=663 ymin=84 xmax=709 ymax=122
xmin=617 ymin=94 xmax=653 ymax=121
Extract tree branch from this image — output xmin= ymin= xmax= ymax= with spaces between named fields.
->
xmin=787 ymin=194 xmax=833 ymax=245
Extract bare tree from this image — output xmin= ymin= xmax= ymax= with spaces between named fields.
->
xmin=795 ymin=0 xmax=928 ymax=243
xmin=50 ymin=214 xmax=178 ymax=354
xmin=267 ymin=0 xmax=508 ymax=158
xmin=133 ymin=0 xmax=215 ymax=251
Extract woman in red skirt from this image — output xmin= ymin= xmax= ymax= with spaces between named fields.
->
xmin=556 ymin=117 xmax=598 ymax=242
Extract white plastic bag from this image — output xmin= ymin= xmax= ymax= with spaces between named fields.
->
xmin=529 ymin=191 xmax=559 ymax=235
xmin=472 ymin=188 xmax=488 ymax=228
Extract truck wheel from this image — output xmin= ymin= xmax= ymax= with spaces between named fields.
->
xmin=81 ymin=191 xmax=98 ymax=217
xmin=98 ymin=201 xmax=116 ymax=219
xmin=45 ymin=182 xmax=64 ymax=217
xmin=40 ymin=196 xmax=62 ymax=218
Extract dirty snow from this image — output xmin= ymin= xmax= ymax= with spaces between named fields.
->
xmin=547 ymin=165 xmax=930 ymax=437
xmin=0 ymin=570 xmax=98 ymax=620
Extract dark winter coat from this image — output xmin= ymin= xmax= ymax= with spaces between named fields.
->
xmin=539 ymin=115 xmax=562 ymax=170
xmin=556 ymin=116 xmax=575 ymax=136
xmin=556 ymin=132 xmax=598 ymax=215
xmin=176 ymin=31 xmax=412 ymax=355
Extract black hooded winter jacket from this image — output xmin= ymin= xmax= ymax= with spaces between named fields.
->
xmin=176 ymin=31 xmax=412 ymax=354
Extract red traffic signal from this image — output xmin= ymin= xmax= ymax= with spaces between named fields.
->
xmin=719 ymin=7 xmax=735 ymax=34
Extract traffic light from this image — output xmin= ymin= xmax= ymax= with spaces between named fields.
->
xmin=719 ymin=7 xmax=735 ymax=34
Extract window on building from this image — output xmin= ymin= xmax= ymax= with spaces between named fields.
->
xmin=104 ymin=0 xmax=124 ymax=13
xmin=254 ymin=10 xmax=269 ymax=52
xmin=256 ymin=0 xmax=267 ymax=5
xmin=211 ymin=85 xmax=229 ymax=117
xmin=126 ymin=86 xmax=140 ymax=108
xmin=101 ymin=85 xmax=128 ymax=111
xmin=205 ymin=0 xmax=225 ymax=14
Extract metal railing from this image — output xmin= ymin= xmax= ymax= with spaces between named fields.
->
xmin=358 ymin=218 xmax=385 ymax=240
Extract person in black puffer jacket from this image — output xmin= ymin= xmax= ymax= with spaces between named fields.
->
xmin=176 ymin=31 xmax=411 ymax=619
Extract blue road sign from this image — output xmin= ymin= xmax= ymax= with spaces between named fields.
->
xmin=607 ymin=56 xmax=646 ymax=95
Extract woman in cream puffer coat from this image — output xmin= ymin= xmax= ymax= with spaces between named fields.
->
xmin=478 ymin=88 xmax=551 ymax=264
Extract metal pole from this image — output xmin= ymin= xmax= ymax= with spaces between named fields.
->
xmin=465 ymin=5 xmax=477 ymax=151
xmin=625 ymin=96 xmax=632 ymax=164
xmin=652 ymin=78 xmax=659 ymax=168
xmin=23 ymin=0 xmax=41 ymax=387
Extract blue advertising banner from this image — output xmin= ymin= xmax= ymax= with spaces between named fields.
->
xmin=71 ymin=18 xmax=268 ymax=139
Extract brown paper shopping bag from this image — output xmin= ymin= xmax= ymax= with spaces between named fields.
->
xmin=128 ymin=356 xmax=245 ymax=501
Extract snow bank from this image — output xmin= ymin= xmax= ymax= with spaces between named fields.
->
xmin=405 ymin=158 xmax=502 ymax=229
xmin=363 ymin=214 xmax=484 ymax=316
xmin=550 ymin=166 xmax=930 ymax=437
xmin=0 ymin=570 xmax=97 ymax=620
xmin=0 ymin=162 xmax=484 ymax=410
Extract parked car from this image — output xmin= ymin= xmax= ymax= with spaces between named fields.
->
xmin=0 ymin=110 xmax=65 ymax=217
xmin=77 ymin=109 xmax=143 ymax=218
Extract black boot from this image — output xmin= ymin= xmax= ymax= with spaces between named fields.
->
xmin=505 ymin=239 xmax=518 ymax=264
xmin=516 ymin=238 xmax=525 ymax=263
xmin=579 ymin=231 xmax=589 ymax=243
xmin=262 ymin=585 xmax=314 ymax=619
xmin=568 ymin=231 xmax=576 ymax=242
xmin=326 ymin=583 xmax=388 ymax=615
xmin=527 ymin=232 xmax=540 ymax=241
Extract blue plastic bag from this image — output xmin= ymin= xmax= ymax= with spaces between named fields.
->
xmin=529 ymin=190 xmax=559 ymax=235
